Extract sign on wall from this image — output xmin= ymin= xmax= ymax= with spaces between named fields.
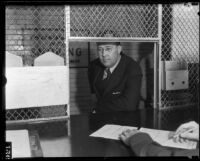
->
xmin=69 ymin=42 xmax=89 ymax=67
xmin=6 ymin=66 xmax=69 ymax=109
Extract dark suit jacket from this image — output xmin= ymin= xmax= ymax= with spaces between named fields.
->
xmin=128 ymin=132 xmax=199 ymax=157
xmin=88 ymin=53 xmax=142 ymax=113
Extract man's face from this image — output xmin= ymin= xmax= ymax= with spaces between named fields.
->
xmin=97 ymin=44 xmax=121 ymax=68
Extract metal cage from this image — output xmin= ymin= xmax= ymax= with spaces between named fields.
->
xmin=161 ymin=4 xmax=199 ymax=109
xmin=159 ymin=3 xmax=199 ymax=129
xmin=5 ymin=4 xmax=199 ymax=126
xmin=6 ymin=105 xmax=68 ymax=121
xmin=70 ymin=4 xmax=158 ymax=38
xmin=6 ymin=6 xmax=66 ymax=66
xmin=5 ymin=5 xmax=68 ymax=122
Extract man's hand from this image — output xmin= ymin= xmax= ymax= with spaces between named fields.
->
xmin=173 ymin=121 xmax=199 ymax=142
xmin=119 ymin=129 xmax=140 ymax=146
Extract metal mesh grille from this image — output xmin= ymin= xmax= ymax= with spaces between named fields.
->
xmin=161 ymin=4 xmax=199 ymax=109
xmin=5 ymin=6 xmax=68 ymax=122
xmin=6 ymin=105 xmax=68 ymax=121
xmin=6 ymin=108 xmax=40 ymax=120
xmin=6 ymin=6 xmax=66 ymax=66
xmin=70 ymin=4 xmax=158 ymax=38
xmin=5 ymin=4 xmax=199 ymax=123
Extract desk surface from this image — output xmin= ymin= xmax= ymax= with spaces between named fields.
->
xmin=6 ymin=108 xmax=198 ymax=157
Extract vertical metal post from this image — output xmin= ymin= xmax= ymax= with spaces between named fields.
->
xmin=153 ymin=42 xmax=157 ymax=109
xmin=153 ymin=42 xmax=157 ymax=128
xmin=65 ymin=5 xmax=71 ymax=136
xmin=157 ymin=4 xmax=163 ymax=129
xmin=158 ymin=4 xmax=162 ymax=110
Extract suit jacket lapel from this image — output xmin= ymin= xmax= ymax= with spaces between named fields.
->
xmin=103 ymin=55 xmax=126 ymax=96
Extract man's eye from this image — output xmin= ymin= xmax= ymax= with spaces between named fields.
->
xmin=105 ymin=48 xmax=112 ymax=52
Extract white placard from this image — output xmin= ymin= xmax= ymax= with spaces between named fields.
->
xmin=6 ymin=66 xmax=69 ymax=109
xmin=6 ymin=130 xmax=31 ymax=158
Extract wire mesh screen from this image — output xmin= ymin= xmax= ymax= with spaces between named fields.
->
xmin=70 ymin=4 xmax=158 ymax=38
xmin=6 ymin=105 xmax=68 ymax=121
xmin=161 ymin=4 xmax=199 ymax=109
xmin=5 ymin=5 xmax=67 ymax=121
xmin=6 ymin=5 xmax=66 ymax=66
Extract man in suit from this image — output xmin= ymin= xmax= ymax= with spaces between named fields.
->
xmin=119 ymin=121 xmax=199 ymax=157
xmin=88 ymin=35 xmax=142 ymax=113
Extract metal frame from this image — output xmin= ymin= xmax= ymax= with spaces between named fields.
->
xmin=69 ymin=4 xmax=159 ymax=38
xmin=6 ymin=5 xmax=70 ymax=125
xmin=153 ymin=42 xmax=158 ymax=110
xmin=68 ymin=4 xmax=161 ymax=119
xmin=157 ymin=3 xmax=199 ymax=129
xmin=6 ymin=116 xmax=69 ymax=125
xmin=6 ymin=4 xmax=161 ymax=124
xmin=65 ymin=5 xmax=70 ymax=117
xmin=153 ymin=41 xmax=160 ymax=129
xmin=65 ymin=5 xmax=71 ymax=135
xmin=157 ymin=4 xmax=163 ymax=129
xmin=69 ymin=5 xmax=162 ymax=115
xmin=158 ymin=4 xmax=162 ymax=110
xmin=6 ymin=4 xmax=198 ymax=130
xmin=69 ymin=37 xmax=160 ymax=42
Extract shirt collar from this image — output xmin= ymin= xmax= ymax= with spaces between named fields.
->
xmin=109 ymin=55 xmax=121 ymax=73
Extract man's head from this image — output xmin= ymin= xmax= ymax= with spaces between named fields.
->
xmin=97 ymin=42 xmax=122 ymax=68
xmin=96 ymin=30 xmax=122 ymax=68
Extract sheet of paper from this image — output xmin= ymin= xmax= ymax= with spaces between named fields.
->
xmin=6 ymin=66 xmax=69 ymax=109
xmin=6 ymin=130 xmax=31 ymax=158
xmin=139 ymin=127 xmax=197 ymax=150
xmin=90 ymin=124 xmax=138 ymax=140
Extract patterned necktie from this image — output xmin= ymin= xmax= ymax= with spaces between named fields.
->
xmin=103 ymin=68 xmax=111 ymax=80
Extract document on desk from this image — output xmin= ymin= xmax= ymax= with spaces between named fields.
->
xmin=6 ymin=130 xmax=31 ymax=158
xmin=90 ymin=124 xmax=138 ymax=140
xmin=139 ymin=127 xmax=197 ymax=150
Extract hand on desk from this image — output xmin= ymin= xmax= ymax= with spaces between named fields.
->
xmin=173 ymin=121 xmax=199 ymax=143
xmin=119 ymin=129 xmax=140 ymax=146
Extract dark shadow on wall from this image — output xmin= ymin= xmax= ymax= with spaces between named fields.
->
xmin=70 ymin=42 xmax=93 ymax=115
xmin=72 ymin=67 xmax=92 ymax=114
xmin=138 ymin=42 xmax=154 ymax=109
xmin=158 ymin=105 xmax=199 ymax=131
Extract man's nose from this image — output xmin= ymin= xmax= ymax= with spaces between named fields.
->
xmin=102 ymin=50 xmax=108 ymax=57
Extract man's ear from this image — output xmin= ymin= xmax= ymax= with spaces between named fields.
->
xmin=117 ymin=45 xmax=122 ymax=54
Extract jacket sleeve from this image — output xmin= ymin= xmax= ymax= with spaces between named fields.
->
xmin=96 ymin=63 xmax=142 ymax=112
xmin=128 ymin=133 xmax=199 ymax=157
